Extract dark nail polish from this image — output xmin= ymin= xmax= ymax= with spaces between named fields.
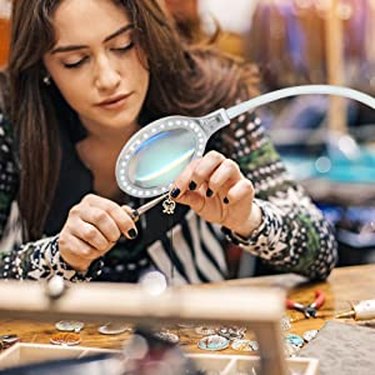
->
xmin=206 ymin=188 xmax=213 ymax=197
xmin=223 ymin=197 xmax=229 ymax=204
xmin=189 ymin=181 xmax=197 ymax=191
xmin=170 ymin=187 xmax=181 ymax=198
xmin=128 ymin=228 xmax=138 ymax=239
xmin=221 ymin=226 xmax=231 ymax=235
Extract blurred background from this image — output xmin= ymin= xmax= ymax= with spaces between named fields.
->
xmin=0 ymin=0 xmax=374 ymax=272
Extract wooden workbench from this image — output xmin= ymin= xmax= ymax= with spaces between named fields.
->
xmin=0 ymin=264 xmax=374 ymax=354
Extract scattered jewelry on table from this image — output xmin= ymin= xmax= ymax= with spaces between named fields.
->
xmin=176 ymin=323 xmax=195 ymax=329
xmin=231 ymin=339 xmax=259 ymax=352
xmin=55 ymin=320 xmax=84 ymax=333
xmin=217 ymin=326 xmax=246 ymax=340
xmin=154 ymin=331 xmax=180 ymax=344
xmin=98 ymin=322 xmax=132 ymax=335
xmin=280 ymin=316 xmax=292 ymax=331
xmin=198 ymin=334 xmax=229 ymax=351
xmin=284 ymin=333 xmax=304 ymax=348
xmin=50 ymin=332 xmax=81 ymax=346
xmin=284 ymin=342 xmax=300 ymax=357
xmin=302 ymin=329 xmax=319 ymax=343
xmin=195 ymin=326 xmax=217 ymax=336
xmin=0 ymin=334 xmax=20 ymax=349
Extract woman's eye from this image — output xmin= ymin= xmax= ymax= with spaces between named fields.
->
xmin=63 ymin=57 xmax=88 ymax=69
xmin=112 ymin=42 xmax=134 ymax=53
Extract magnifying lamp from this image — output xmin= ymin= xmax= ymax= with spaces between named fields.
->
xmin=116 ymin=85 xmax=375 ymax=198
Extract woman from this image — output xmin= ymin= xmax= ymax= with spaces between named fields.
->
xmin=0 ymin=0 xmax=336 ymax=284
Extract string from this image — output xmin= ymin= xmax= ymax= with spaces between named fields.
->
xmin=168 ymin=216 xmax=175 ymax=282
xmin=159 ymin=191 xmax=177 ymax=284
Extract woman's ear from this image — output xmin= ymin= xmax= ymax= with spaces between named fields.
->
xmin=40 ymin=65 xmax=53 ymax=86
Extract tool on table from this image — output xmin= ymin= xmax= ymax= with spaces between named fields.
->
xmin=335 ymin=299 xmax=375 ymax=320
xmin=286 ymin=290 xmax=325 ymax=319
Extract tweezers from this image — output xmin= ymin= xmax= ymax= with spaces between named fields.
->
xmin=130 ymin=192 xmax=169 ymax=222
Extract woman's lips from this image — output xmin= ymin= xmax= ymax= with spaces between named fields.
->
xmin=96 ymin=93 xmax=132 ymax=110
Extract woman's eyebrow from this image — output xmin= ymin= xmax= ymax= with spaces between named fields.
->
xmin=50 ymin=24 xmax=134 ymax=55
xmin=103 ymin=23 xmax=134 ymax=43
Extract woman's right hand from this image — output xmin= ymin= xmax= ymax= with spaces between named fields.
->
xmin=58 ymin=194 xmax=137 ymax=272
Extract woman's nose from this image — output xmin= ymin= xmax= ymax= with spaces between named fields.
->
xmin=94 ymin=57 xmax=121 ymax=91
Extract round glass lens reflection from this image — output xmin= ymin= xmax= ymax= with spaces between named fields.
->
xmin=128 ymin=128 xmax=196 ymax=189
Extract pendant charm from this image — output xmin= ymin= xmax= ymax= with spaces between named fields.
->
xmin=162 ymin=195 xmax=176 ymax=215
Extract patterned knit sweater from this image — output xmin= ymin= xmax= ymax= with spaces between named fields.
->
xmin=0 ymin=109 xmax=337 ymax=284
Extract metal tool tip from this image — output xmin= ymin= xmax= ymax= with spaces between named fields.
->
xmin=335 ymin=310 xmax=355 ymax=319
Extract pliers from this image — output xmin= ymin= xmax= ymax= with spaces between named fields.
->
xmin=286 ymin=290 xmax=325 ymax=319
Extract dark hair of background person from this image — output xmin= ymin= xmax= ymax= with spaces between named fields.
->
xmin=0 ymin=70 xmax=10 ymax=114
xmin=160 ymin=0 xmax=202 ymax=43
xmin=9 ymin=0 xmax=259 ymax=241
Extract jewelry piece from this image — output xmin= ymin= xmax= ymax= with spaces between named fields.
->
xmin=162 ymin=193 xmax=176 ymax=215
xmin=0 ymin=335 xmax=20 ymax=348
xmin=195 ymin=326 xmax=217 ymax=336
xmin=280 ymin=316 xmax=292 ymax=331
xmin=284 ymin=342 xmax=299 ymax=357
xmin=231 ymin=339 xmax=258 ymax=352
xmin=217 ymin=326 xmax=246 ymax=340
xmin=55 ymin=320 xmax=84 ymax=333
xmin=176 ymin=322 xmax=195 ymax=329
xmin=197 ymin=334 xmax=229 ymax=351
xmin=284 ymin=333 xmax=304 ymax=348
xmin=302 ymin=329 xmax=319 ymax=343
xmin=154 ymin=331 xmax=179 ymax=344
xmin=43 ymin=76 xmax=51 ymax=86
xmin=50 ymin=332 xmax=81 ymax=346
xmin=98 ymin=322 xmax=132 ymax=335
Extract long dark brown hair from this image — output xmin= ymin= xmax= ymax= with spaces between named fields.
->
xmin=9 ymin=0 xmax=259 ymax=240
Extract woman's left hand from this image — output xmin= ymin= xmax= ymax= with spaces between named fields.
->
xmin=171 ymin=151 xmax=262 ymax=237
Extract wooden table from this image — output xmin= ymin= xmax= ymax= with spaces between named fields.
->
xmin=0 ymin=264 xmax=374 ymax=354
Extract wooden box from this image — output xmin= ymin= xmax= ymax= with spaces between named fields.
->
xmin=0 ymin=344 xmax=318 ymax=375
xmin=0 ymin=280 xmax=319 ymax=374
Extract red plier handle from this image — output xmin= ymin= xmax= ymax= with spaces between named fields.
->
xmin=286 ymin=290 xmax=325 ymax=318
xmin=310 ymin=290 xmax=325 ymax=310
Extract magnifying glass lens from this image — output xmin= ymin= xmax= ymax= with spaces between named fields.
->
xmin=128 ymin=128 xmax=196 ymax=188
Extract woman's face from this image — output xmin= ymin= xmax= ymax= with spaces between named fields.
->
xmin=43 ymin=0 xmax=150 ymax=135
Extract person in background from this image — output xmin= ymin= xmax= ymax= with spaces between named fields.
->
xmin=159 ymin=0 xmax=202 ymax=43
xmin=0 ymin=0 xmax=336 ymax=284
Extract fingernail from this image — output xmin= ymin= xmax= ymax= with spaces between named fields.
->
xmin=127 ymin=228 xmax=138 ymax=239
xmin=223 ymin=197 xmax=229 ymax=204
xmin=206 ymin=188 xmax=213 ymax=197
xmin=170 ymin=187 xmax=181 ymax=198
xmin=221 ymin=226 xmax=231 ymax=235
xmin=189 ymin=181 xmax=197 ymax=191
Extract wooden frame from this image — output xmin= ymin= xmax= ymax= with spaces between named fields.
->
xmin=0 ymin=280 xmax=314 ymax=375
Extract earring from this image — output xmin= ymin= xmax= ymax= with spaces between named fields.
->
xmin=43 ymin=76 xmax=51 ymax=86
